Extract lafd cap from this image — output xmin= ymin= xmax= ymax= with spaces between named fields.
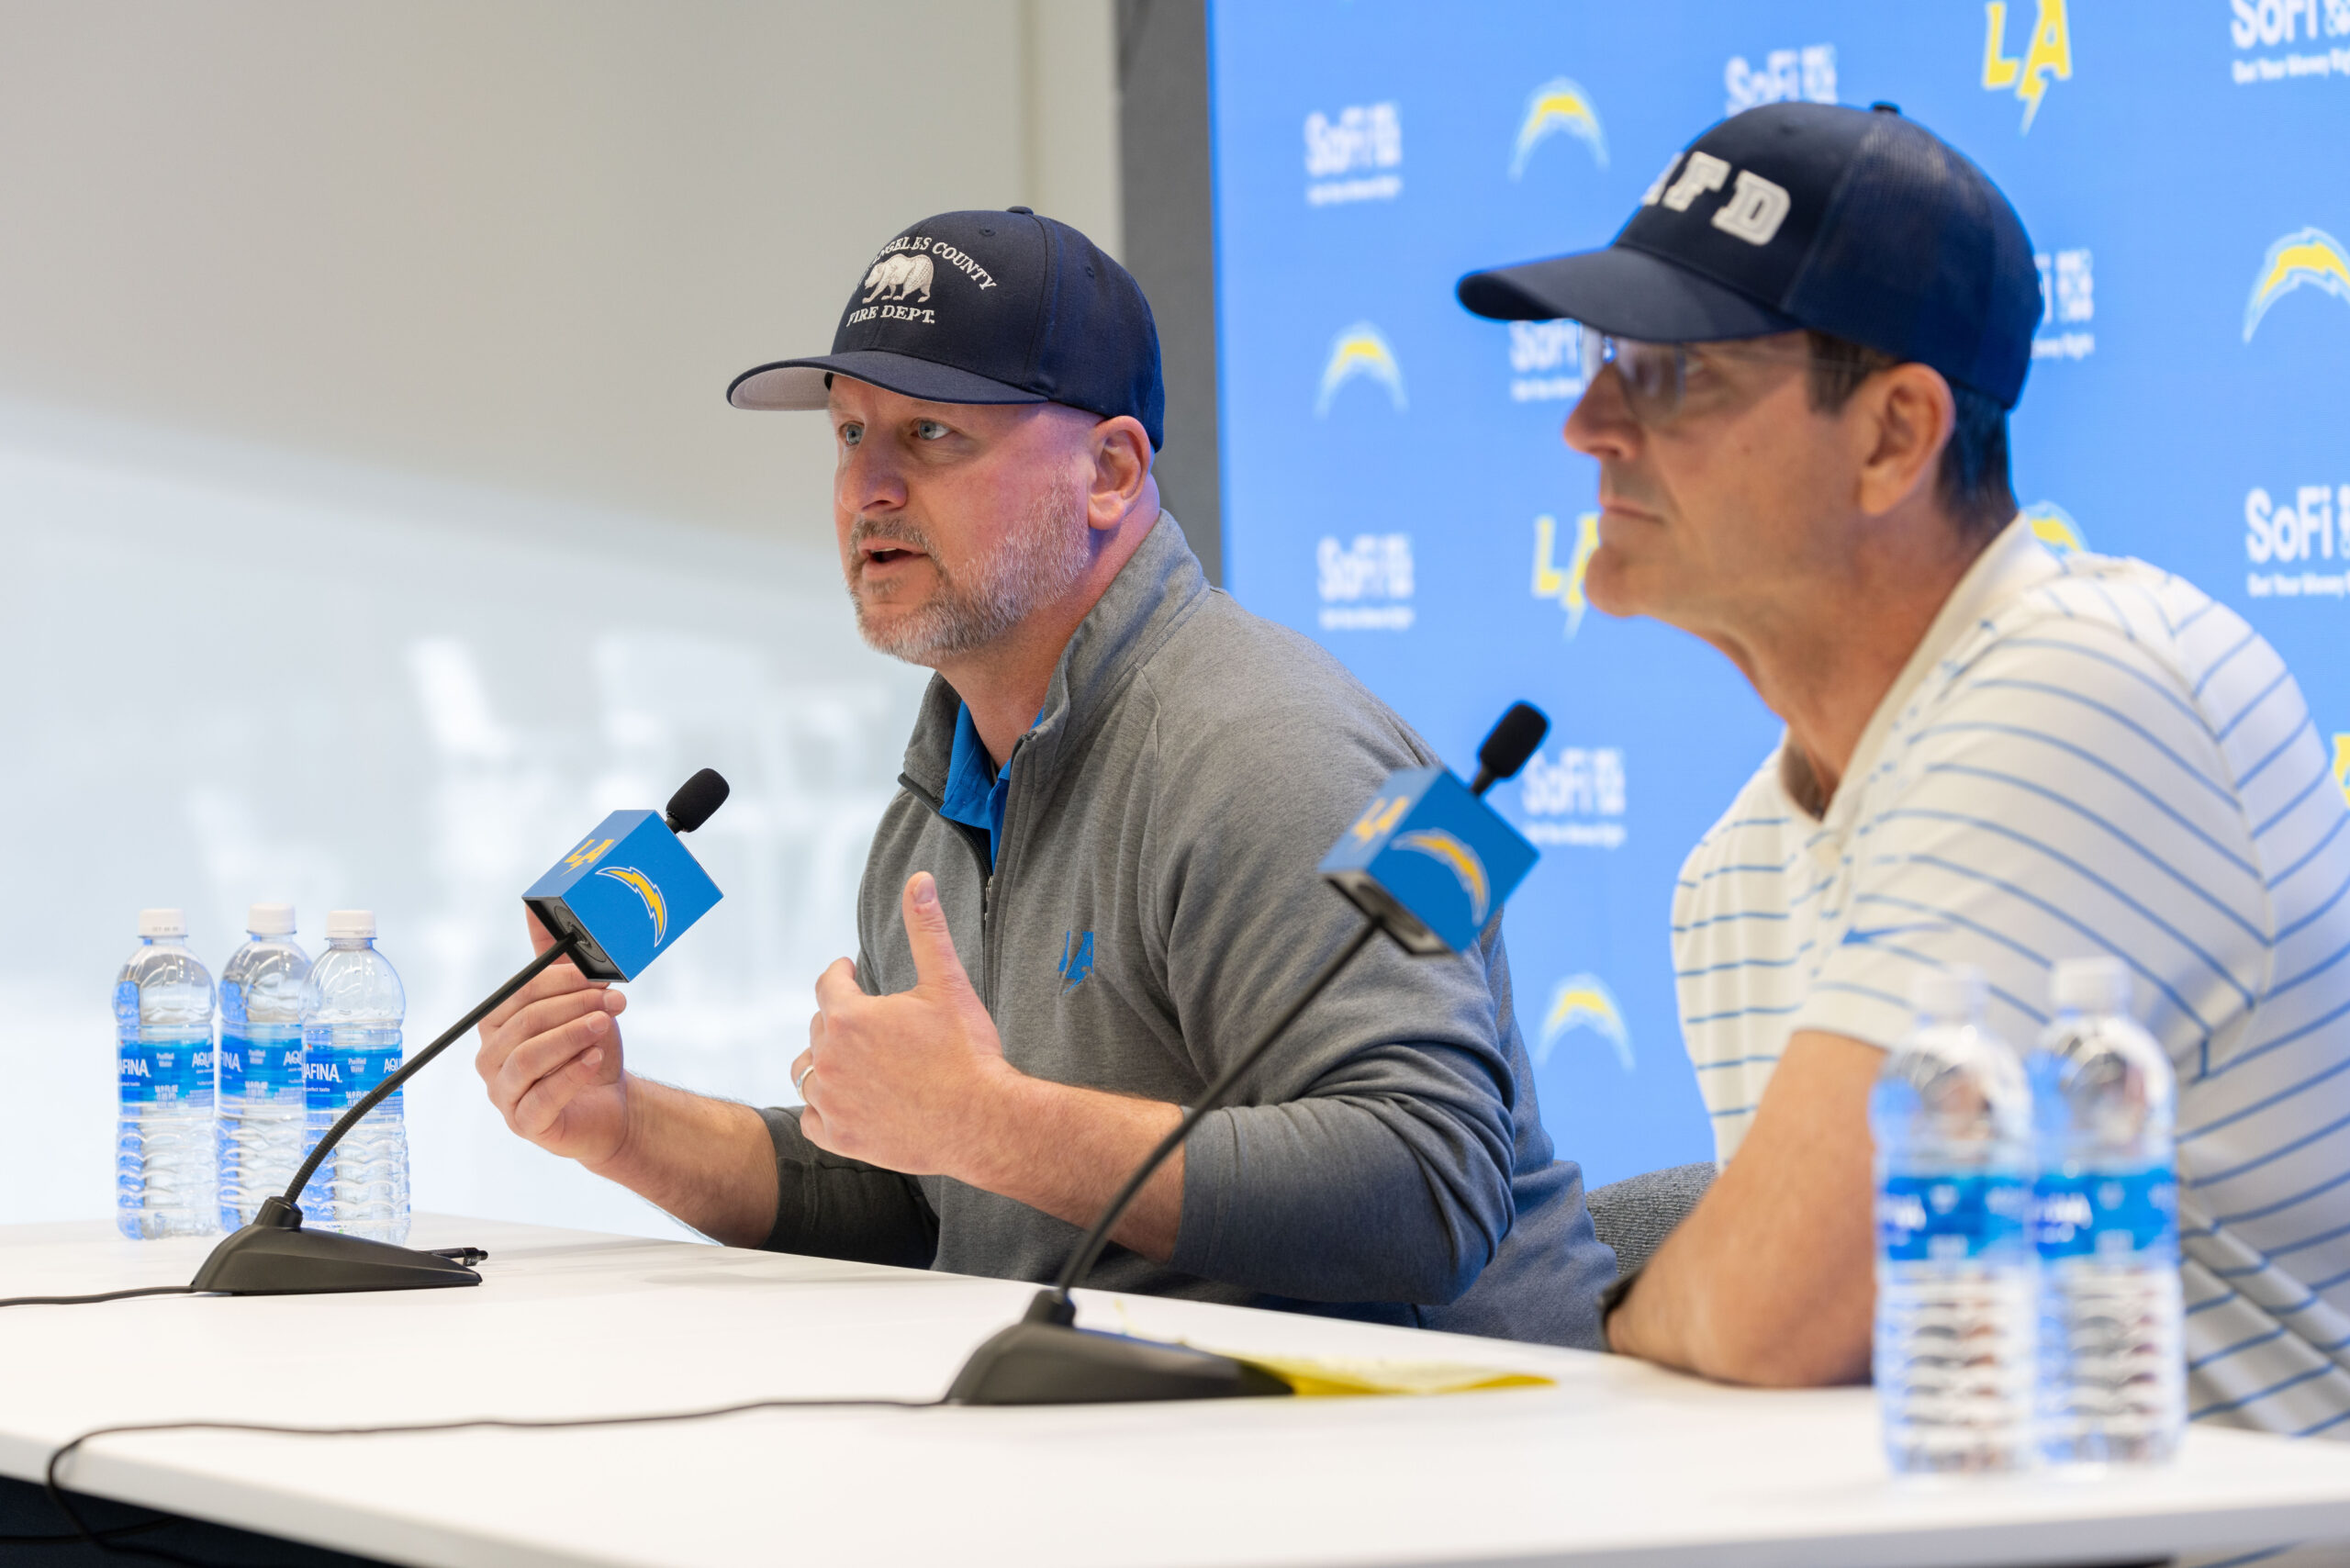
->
xmin=1456 ymin=102 xmax=2041 ymax=408
xmin=138 ymin=908 xmax=186 ymax=939
xmin=246 ymin=902 xmax=296 ymax=936
xmin=728 ymin=207 xmax=1166 ymax=448
xmin=326 ymin=910 xmax=376 ymax=940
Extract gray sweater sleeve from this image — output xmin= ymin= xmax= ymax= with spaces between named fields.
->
xmin=756 ymin=1106 xmax=939 ymax=1268
xmin=755 ymin=947 xmax=938 ymax=1269
xmin=1146 ymin=680 xmax=1522 ymax=1306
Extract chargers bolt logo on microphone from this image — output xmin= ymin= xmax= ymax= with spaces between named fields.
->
xmin=525 ymin=769 xmax=730 ymax=981
xmin=1319 ymin=703 xmax=1546 ymax=955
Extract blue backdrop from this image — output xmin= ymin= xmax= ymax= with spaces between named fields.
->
xmin=1206 ymin=1 xmax=2350 ymax=1187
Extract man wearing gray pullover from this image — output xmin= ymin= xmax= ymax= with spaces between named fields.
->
xmin=474 ymin=208 xmax=1614 ymax=1347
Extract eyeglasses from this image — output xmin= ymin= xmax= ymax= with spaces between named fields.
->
xmin=1577 ymin=332 xmax=1826 ymax=427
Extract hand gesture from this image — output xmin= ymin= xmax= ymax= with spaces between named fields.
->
xmin=792 ymin=871 xmax=1014 ymax=1175
xmin=475 ymin=911 xmax=632 ymax=1169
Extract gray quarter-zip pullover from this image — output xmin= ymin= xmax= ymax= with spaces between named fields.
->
xmin=759 ymin=514 xmax=1614 ymax=1348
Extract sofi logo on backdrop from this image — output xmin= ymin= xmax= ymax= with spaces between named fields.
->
xmin=1517 ymin=745 xmax=1627 ymax=849
xmin=1317 ymin=533 xmax=1415 ymax=632
xmin=1304 ymin=102 xmax=1402 ymax=206
xmin=2245 ymin=482 xmax=2350 ymax=598
xmin=1724 ymin=43 xmax=1837 ymax=114
xmin=1508 ymin=320 xmax=1585 ymax=403
xmin=2230 ymin=0 xmax=2350 ymax=85
xmin=2032 ymin=247 xmax=2096 ymax=361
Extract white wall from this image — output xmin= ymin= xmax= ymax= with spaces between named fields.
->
xmin=0 ymin=2 xmax=1118 ymax=1239
xmin=0 ymin=0 xmax=1117 ymax=551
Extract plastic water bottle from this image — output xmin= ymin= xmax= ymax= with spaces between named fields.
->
xmin=2030 ymin=957 xmax=2184 ymax=1465
xmin=301 ymin=910 xmax=409 ymax=1243
xmin=115 ymin=909 xmax=218 ymax=1239
xmin=216 ymin=903 xmax=311 ymax=1229
xmin=1871 ymin=966 xmax=2035 ymax=1473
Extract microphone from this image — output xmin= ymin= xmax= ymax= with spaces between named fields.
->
xmin=1471 ymin=700 xmax=1550 ymax=795
xmin=523 ymin=774 xmax=726 ymax=981
xmin=946 ymin=705 xmax=1546 ymax=1405
xmin=189 ymin=770 xmax=732 ymax=1298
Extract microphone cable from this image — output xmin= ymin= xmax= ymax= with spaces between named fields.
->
xmin=0 ymin=1285 xmax=198 ymax=1309
xmin=36 ymin=1394 xmax=946 ymax=1563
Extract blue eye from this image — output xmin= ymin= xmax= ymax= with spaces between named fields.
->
xmin=840 ymin=423 xmax=863 ymax=448
xmin=915 ymin=420 xmax=949 ymax=442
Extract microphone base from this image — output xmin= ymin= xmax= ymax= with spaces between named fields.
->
xmin=946 ymin=1291 xmax=1291 ymax=1406
xmin=190 ymin=1200 xmax=481 ymax=1296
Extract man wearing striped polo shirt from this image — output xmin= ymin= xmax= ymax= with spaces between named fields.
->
xmin=1461 ymin=102 xmax=2350 ymax=1439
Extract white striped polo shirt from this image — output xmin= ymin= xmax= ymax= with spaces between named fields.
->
xmin=1673 ymin=515 xmax=2350 ymax=1439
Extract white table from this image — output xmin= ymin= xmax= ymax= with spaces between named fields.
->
xmin=4 ymin=1215 xmax=2349 ymax=1568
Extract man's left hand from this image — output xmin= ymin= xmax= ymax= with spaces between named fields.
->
xmin=792 ymin=870 xmax=1018 ymax=1176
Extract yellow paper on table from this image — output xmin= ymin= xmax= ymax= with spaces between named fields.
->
xmin=1218 ymin=1352 xmax=1555 ymax=1398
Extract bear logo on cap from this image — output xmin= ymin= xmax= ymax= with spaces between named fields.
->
xmin=863 ymin=253 xmax=934 ymax=305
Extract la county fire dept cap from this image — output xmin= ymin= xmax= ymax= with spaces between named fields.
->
xmin=1457 ymin=102 xmax=2042 ymax=409
xmin=728 ymin=207 xmax=1165 ymax=448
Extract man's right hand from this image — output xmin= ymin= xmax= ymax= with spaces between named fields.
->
xmin=475 ymin=911 xmax=632 ymax=1170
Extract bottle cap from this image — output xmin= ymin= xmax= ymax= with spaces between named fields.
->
xmin=137 ymin=908 xmax=186 ymax=939
xmin=2052 ymin=956 xmax=2130 ymax=1014
xmin=246 ymin=902 xmax=297 ymax=936
xmin=325 ymin=909 xmax=376 ymax=940
xmin=1911 ymin=964 xmax=1985 ymax=1022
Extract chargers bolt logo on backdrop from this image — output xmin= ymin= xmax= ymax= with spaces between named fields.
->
xmin=1316 ymin=323 xmax=1407 ymax=414
xmin=2022 ymin=500 xmax=2088 ymax=555
xmin=1538 ymin=975 xmax=1633 ymax=1072
xmin=1982 ymin=0 xmax=2073 ymax=132
xmin=2244 ymin=229 xmax=2350 ymax=342
xmin=1532 ymin=512 xmax=1602 ymax=635
xmin=1509 ymin=78 xmax=1606 ymax=177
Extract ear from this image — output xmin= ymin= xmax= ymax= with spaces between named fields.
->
xmin=1085 ymin=415 xmax=1155 ymax=532
xmin=1852 ymin=363 xmax=1954 ymax=519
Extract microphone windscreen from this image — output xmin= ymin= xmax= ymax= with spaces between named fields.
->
xmin=1477 ymin=702 xmax=1550 ymax=784
xmin=665 ymin=768 xmax=732 ymax=834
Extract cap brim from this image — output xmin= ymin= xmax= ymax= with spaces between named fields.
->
xmin=1457 ymin=243 xmax=1800 ymax=342
xmin=727 ymin=350 xmax=1048 ymax=411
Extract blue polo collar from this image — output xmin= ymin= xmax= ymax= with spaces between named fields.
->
xmin=940 ymin=703 xmax=1023 ymax=868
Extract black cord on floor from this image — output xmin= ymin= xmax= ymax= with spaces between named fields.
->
xmin=0 ymin=1287 xmax=198 ymax=1310
xmin=44 ymin=1395 xmax=944 ymax=1563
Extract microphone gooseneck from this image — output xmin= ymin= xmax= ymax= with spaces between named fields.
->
xmin=1039 ymin=702 xmax=1548 ymax=1306
xmin=1044 ymin=921 xmax=1382 ymax=1305
xmin=278 ymin=935 xmax=580 ymax=1211
xmin=665 ymin=768 xmax=731 ymax=834
xmin=1468 ymin=701 xmax=1550 ymax=798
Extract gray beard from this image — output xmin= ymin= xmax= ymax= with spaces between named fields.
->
xmin=845 ymin=487 xmax=1091 ymax=665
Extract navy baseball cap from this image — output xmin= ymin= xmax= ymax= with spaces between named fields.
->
xmin=1457 ymin=103 xmax=2040 ymax=409
xmin=729 ymin=207 xmax=1165 ymax=448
